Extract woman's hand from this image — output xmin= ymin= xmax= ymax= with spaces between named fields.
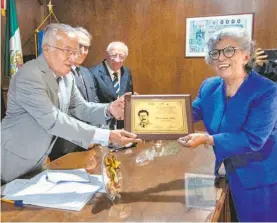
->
xmin=177 ymin=133 xmax=207 ymax=148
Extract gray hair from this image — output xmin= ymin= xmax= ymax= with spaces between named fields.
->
xmin=205 ymin=27 xmax=255 ymax=71
xmin=74 ymin=26 xmax=92 ymax=46
xmin=42 ymin=23 xmax=76 ymax=47
xmin=106 ymin=41 xmax=128 ymax=57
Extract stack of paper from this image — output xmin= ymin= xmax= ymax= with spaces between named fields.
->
xmin=2 ymin=169 xmax=105 ymax=211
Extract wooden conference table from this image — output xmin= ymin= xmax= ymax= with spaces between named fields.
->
xmin=1 ymin=141 xmax=229 ymax=222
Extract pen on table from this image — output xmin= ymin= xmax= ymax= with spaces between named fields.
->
xmin=1 ymin=198 xmax=24 ymax=207
xmin=111 ymin=142 xmax=137 ymax=152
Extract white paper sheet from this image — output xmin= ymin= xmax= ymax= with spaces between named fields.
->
xmin=46 ymin=169 xmax=90 ymax=183
xmin=3 ymin=171 xmax=105 ymax=211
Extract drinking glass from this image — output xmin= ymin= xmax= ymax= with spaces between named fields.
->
xmin=101 ymin=148 xmax=131 ymax=219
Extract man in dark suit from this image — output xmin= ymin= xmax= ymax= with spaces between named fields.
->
xmin=89 ymin=41 xmax=133 ymax=129
xmin=72 ymin=27 xmax=99 ymax=102
xmin=49 ymin=27 xmax=99 ymax=161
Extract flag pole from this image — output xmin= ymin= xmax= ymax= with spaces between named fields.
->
xmin=34 ymin=0 xmax=59 ymax=57
xmin=4 ymin=0 xmax=23 ymax=77
xmin=22 ymin=0 xmax=59 ymax=57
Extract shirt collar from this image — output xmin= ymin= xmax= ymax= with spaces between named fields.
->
xmin=104 ymin=60 xmax=121 ymax=76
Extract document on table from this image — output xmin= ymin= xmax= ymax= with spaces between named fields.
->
xmin=23 ymin=180 xmax=101 ymax=211
xmin=3 ymin=169 xmax=105 ymax=211
xmin=46 ymin=169 xmax=90 ymax=183
xmin=2 ymin=179 xmax=30 ymax=196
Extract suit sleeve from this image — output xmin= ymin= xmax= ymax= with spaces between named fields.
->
xmin=85 ymin=68 xmax=100 ymax=103
xmin=255 ymin=63 xmax=277 ymax=82
xmin=213 ymin=86 xmax=277 ymax=162
xmin=92 ymin=79 xmax=100 ymax=103
xmin=90 ymin=68 xmax=101 ymax=102
xmin=15 ymin=69 xmax=107 ymax=149
xmin=254 ymin=63 xmax=266 ymax=76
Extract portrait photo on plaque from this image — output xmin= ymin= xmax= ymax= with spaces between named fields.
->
xmin=124 ymin=95 xmax=194 ymax=140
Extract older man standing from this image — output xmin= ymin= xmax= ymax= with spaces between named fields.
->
xmin=1 ymin=24 xmax=141 ymax=182
xmin=89 ymin=41 xmax=133 ymax=129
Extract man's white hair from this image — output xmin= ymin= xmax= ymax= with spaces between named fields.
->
xmin=74 ymin=27 xmax=92 ymax=46
xmin=106 ymin=41 xmax=128 ymax=57
xmin=42 ymin=23 xmax=76 ymax=47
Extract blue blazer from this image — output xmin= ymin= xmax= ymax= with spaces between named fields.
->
xmin=193 ymin=71 xmax=277 ymax=189
xmin=89 ymin=61 xmax=133 ymax=103
xmin=89 ymin=61 xmax=133 ymax=129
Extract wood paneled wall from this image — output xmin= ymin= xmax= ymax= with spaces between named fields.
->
xmin=49 ymin=0 xmax=276 ymax=97
xmin=51 ymin=0 xmax=277 ymax=130
xmin=1 ymin=0 xmax=276 ymax=130
xmin=1 ymin=0 xmax=44 ymax=86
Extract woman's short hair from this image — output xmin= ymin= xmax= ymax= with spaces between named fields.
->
xmin=205 ymin=27 xmax=255 ymax=72
xmin=42 ymin=23 xmax=76 ymax=47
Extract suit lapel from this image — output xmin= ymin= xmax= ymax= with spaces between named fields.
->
xmin=74 ymin=68 xmax=88 ymax=101
xmin=100 ymin=62 xmax=117 ymax=99
xmin=218 ymin=73 xmax=253 ymax=132
xmin=82 ymin=68 xmax=94 ymax=102
xmin=119 ymin=67 xmax=128 ymax=96
xmin=37 ymin=56 xmax=60 ymax=109
xmin=209 ymin=80 xmax=226 ymax=134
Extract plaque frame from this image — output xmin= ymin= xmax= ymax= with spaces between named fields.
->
xmin=124 ymin=94 xmax=194 ymax=140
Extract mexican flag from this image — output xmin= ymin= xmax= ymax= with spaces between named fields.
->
xmin=4 ymin=0 xmax=23 ymax=77
xmin=1 ymin=0 xmax=6 ymax=16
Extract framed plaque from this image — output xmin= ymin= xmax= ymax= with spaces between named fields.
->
xmin=124 ymin=95 xmax=194 ymax=140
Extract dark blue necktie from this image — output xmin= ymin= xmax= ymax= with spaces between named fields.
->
xmin=112 ymin=72 xmax=120 ymax=96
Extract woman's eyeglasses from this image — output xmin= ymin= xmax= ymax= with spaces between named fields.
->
xmin=209 ymin=46 xmax=240 ymax=60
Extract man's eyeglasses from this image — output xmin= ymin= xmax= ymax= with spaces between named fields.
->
xmin=108 ymin=53 xmax=126 ymax=61
xmin=47 ymin=45 xmax=79 ymax=57
xmin=209 ymin=46 xmax=240 ymax=60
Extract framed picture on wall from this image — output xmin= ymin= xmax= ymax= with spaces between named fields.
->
xmin=185 ymin=13 xmax=254 ymax=57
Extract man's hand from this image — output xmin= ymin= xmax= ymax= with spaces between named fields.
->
xmin=108 ymin=93 xmax=132 ymax=120
xmin=255 ymin=48 xmax=268 ymax=67
xmin=109 ymin=129 xmax=142 ymax=146
xmin=177 ymin=133 xmax=207 ymax=148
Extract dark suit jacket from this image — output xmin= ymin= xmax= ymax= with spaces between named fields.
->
xmin=89 ymin=60 xmax=133 ymax=129
xmin=255 ymin=61 xmax=277 ymax=82
xmin=75 ymin=66 xmax=99 ymax=102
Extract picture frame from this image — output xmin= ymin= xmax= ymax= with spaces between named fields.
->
xmin=185 ymin=13 xmax=254 ymax=57
xmin=124 ymin=94 xmax=194 ymax=140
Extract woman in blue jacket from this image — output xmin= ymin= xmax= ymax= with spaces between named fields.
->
xmin=178 ymin=27 xmax=277 ymax=222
